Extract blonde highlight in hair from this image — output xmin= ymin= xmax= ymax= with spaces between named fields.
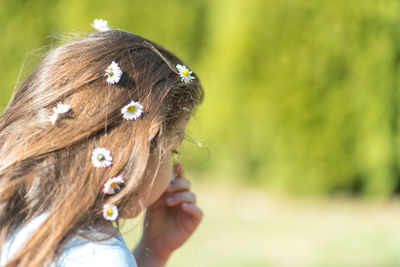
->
xmin=0 ymin=30 xmax=203 ymax=266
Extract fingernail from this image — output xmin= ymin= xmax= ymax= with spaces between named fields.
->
xmin=167 ymin=197 xmax=174 ymax=203
xmin=171 ymin=174 xmax=176 ymax=181
xmin=167 ymin=184 xmax=173 ymax=192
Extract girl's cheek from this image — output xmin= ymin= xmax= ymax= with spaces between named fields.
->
xmin=144 ymin=154 xmax=172 ymax=206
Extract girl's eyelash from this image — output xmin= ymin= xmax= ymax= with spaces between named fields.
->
xmin=172 ymin=149 xmax=179 ymax=155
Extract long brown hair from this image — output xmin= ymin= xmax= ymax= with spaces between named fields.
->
xmin=0 ymin=30 xmax=203 ymax=266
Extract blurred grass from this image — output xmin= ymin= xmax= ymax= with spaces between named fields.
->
xmin=122 ymin=176 xmax=400 ymax=266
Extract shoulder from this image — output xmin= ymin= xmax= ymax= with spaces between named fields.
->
xmin=1 ymin=213 xmax=49 ymax=265
xmin=57 ymin=232 xmax=137 ymax=267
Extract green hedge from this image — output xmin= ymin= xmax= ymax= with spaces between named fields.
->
xmin=1 ymin=0 xmax=400 ymax=196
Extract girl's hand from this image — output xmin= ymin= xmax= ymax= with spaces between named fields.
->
xmin=134 ymin=162 xmax=203 ymax=266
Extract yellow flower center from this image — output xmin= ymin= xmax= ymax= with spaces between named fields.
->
xmin=110 ymin=182 xmax=117 ymax=187
xmin=107 ymin=209 xmax=113 ymax=215
xmin=183 ymin=69 xmax=189 ymax=76
xmin=96 ymin=154 xmax=105 ymax=161
xmin=128 ymin=106 xmax=136 ymax=113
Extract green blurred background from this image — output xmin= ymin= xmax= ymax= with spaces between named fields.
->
xmin=2 ymin=0 xmax=400 ymax=266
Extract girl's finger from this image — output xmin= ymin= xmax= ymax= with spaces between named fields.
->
xmin=167 ymin=178 xmax=190 ymax=193
xmin=181 ymin=203 xmax=203 ymax=221
xmin=166 ymin=191 xmax=196 ymax=206
xmin=174 ymin=162 xmax=185 ymax=179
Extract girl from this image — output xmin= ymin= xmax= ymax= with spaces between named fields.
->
xmin=0 ymin=28 xmax=204 ymax=266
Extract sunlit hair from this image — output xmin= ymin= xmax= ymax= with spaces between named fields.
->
xmin=0 ymin=30 xmax=203 ymax=266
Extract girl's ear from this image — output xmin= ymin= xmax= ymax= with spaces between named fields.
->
xmin=149 ymin=123 xmax=161 ymax=141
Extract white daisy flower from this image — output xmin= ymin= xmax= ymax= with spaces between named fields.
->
xmin=49 ymin=102 xmax=71 ymax=125
xmin=103 ymin=175 xmax=125 ymax=195
xmin=121 ymin=101 xmax=143 ymax=120
xmin=49 ymin=113 xmax=58 ymax=125
xmin=103 ymin=203 xmax=118 ymax=221
xmin=53 ymin=102 xmax=71 ymax=114
xmin=91 ymin=19 xmax=110 ymax=32
xmin=91 ymin=147 xmax=112 ymax=168
xmin=105 ymin=61 xmax=123 ymax=84
xmin=176 ymin=64 xmax=195 ymax=84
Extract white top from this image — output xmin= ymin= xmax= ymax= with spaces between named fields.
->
xmin=0 ymin=214 xmax=137 ymax=267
